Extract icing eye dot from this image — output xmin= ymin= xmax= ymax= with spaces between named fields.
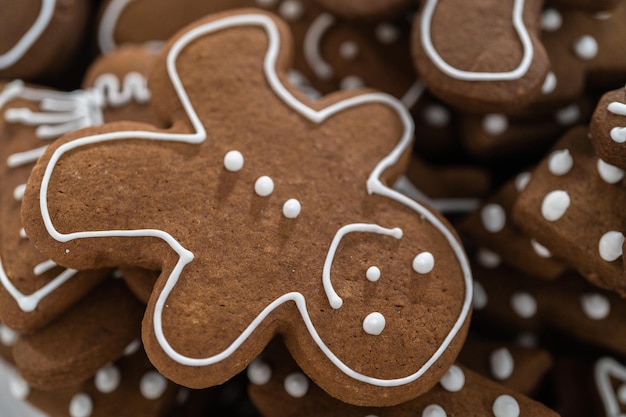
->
xmin=223 ymin=150 xmax=244 ymax=172
xmin=282 ymin=199 xmax=301 ymax=218
xmin=511 ymin=292 xmax=537 ymax=318
xmin=140 ymin=371 xmax=168 ymax=400
xmin=0 ymin=323 xmax=18 ymax=347
xmin=423 ymin=104 xmax=450 ymax=127
xmin=375 ymin=23 xmax=399 ymax=44
xmin=480 ymin=204 xmax=506 ymax=233
xmin=422 ymin=404 xmax=447 ymax=417
xmin=490 ymin=348 xmax=514 ymax=380
xmin=339 ymin=41 xmax=359 ymax=60
xmin=555 ymin=104 xmax=580 ymax=126
xmin=9 ymin=374 xmax=29 ymax=400
xmin=247 ymin=358 xmax=272 ymax=385
xmin=599 ymin=231 xmax=625 ymax=262
xmin=363 ymin=312 xmax=386 ymax=335
xmin=473 ymin=279 xmax=488 ymax=310
xmin=95 ymin=365 xmax=121 ymax=393
xmin=514 ymin=172 xmax=531 ymax=192
xmin=476 ymin=247 xmax=501 ymax=269
xmin=541 ymin=72 xmax=557 ymax=95
xmin=541 ymin=8 xmax=562 ymax=31
xmin=439 ymin=365 xmax=465 ymax=392
xmin=581 ymin=293 xmax=610 ymax=320
xmin=573 ymin=35 xmax=598 ymax=60
xmin=284 ymin=372 xmax=309 ymax=398
xmin=279 ymin=0 xmax=304 ymax=21
xmin=69 ymin=393 xmax=93 ymax=417
xmin=482 ymin=114 xmax=508 ymax=136
xmin=547 ymin=149 xmax=573 ymax=176
xmin=412 ymin=252 xmax=435 ymax=274
xmin=541 ymin=190 xmax=570 ymax=221
xmin=492 ymin=394 xmax=520 ymax=417
xmin=597 ymin=159 xmax=625 ymax=184
xmin=366 ymin=266 xmax=381 ymax=282
xmin=254 ymin=176 xmax=274 ymax=197
xmin=340 ymin=75 xmax=365 ymax=90
xmin=530 ymin=239 xmax=552 ymax=258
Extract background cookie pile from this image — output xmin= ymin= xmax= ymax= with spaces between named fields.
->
xmin=1 ymin=0 xmax=625 ymax=416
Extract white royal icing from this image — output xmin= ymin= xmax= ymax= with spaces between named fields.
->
xmin=490 ymin=348 xmax=514 ymax=380
xmin=366 ymin=266 xmax=381 ymax=282
xmin=412 ymin=252 xmax=435 ymax=274
xmin=581 ymin=293 xmax=610 ymax=320
xmin=481 ymin=204 xmax=506 ymax=233
xmin=0 ymin=324 xmax=18 ymax=347
xmin=476 ymin=248 xmax=501 ymax=269
xmin=541 ymin=9 xmax=562 ymax=32
xmin=284 ymin=372 xmax=309 ymax=398
xmin=282 ymin=199 xmax=301 ymax=219
xmin=595 ymin=357 xmax=626 ymax=417
xmin=482 ymin=114 xmax=509 ymax=136
xmin=423 ymin=104 xmax=450 ymax=128
xmin=254 ymin=176 xmax=274 ymax=197
xmin=530 ymin=239 xmax=551 ymax=258
xmin=597 ymin=158 xmax=624 ymax=184
xmin=124 ymin=339 xmax=141 ymax=356
xmin=514 ymin=172 xmax=531 ymax=192
xmin=223 ymin=150 xmax=244 ymax=172
xmin=339 ymin=41 xmax=359 ymax=61
xmin=375 ymin=23 xmax=400 ymax=44
xmin=363 ymin=312 xmax=386 ymax=335
xmin=423 ymin=404 xmax=447 ymax=417
xmin=95 ymin=365 xmax=121 ymax=394
xmin=9 ymin=373 xmax=30 ymax=400
xmin=421 ymin=0 xmax=534 ymax=81
xmin=69 ymin=393 xmax=93 ymax=417
xmin=547 ymin=149 xmax=573 ymax=176
xmin=140 ymin=371 xmax=168 ymax=400
xmin=608 ymin=100 xmax=626 ymax=143
xmin=598 ymin=231 xmax=624 ymax=262
xmin=279 ymin=0 xmax=305 ymax=22
xmin=554 ymin=103 xmax=580 ymax=126
xmin=340 ymin=75 xmax=365 ymax=91
xmin=472 ymin=279 xmax=488 ymax=310
xmin=511 ymin=292 xmax=537 ymax=318
xmin=98 ymin=0 xmax=135 ymax=53
xmin=304 ymin=13 xmax=335 ymax=80
xmin=439 ymin=365 xmax=465 ymax=392
xmin=492 ymin=394 xmax=520 ymax=417
xmin=392 ymin=175 xmax=480 ymax=214
xmin=541 ymin=72 xmax=557 ymax=95
xmin=573 ymin=35 xmax=598 ymax=60
xmin=540 ymin=190 xmax=570 ymax=221
xmin=13 ymin=183 xmax=26 ymax=202
xmin=247 ymin=357 xmax=272 ymax=385
xmin=37 ymin=15 xmax=473 ymax=388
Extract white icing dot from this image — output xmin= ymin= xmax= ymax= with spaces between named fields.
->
xmin=573 ymin=35 xmax=598 ymax=60
xmin=140 ymin=371 xmax=168 ymax=400
xmin=555 ymin=104 xmax=580 ymax=126
xmin=611 ymin=126 xmax=626 ymax=143
xmin=481 ymin=204 xmax=506 ymax=233
xmin=254 ymin=176 xmax=274 ymax=197
xmin=541 ymin=72 xmax=557 ymax=95
xmin=224 ymin=150 xmax=244 ymax=172
xmin=492 ymin=394 xmax=520 ymax=417
xmin=255 ymin=0 xmax=278 ymax=6
xmin=511 ymin=292 xmax=537 ymax=318
xmin=279 ymin=0 xmax=304 ymax=21
xmin=541 ymin=8 xmax=562 ymax=31
xmin=423 ymin=404 xmax=447 ymax=417
xmin=473 ymin=280 xmax=488 ymax=310
xmin=599 ymin=231 xmax=625 ymax=262
xmin=69 ymin=393 xmax=93 ymax=417
xmin=340 ymin=75 xmax=364 ymax=90
xmin=247 ymin=358 xmax=272 ymax=385
xmin=490 ymin=348 xmax=515 ymax=380
xmin=375 ymin=23 xmax=399 ymax=44
xmin=423 ymin=104 xmax=450 ymax=127
xmin=95 ymin=365 xmax=121 ymax=393
xmin=597 ymin=159 xmax=624 ymax=184
xmin=366 ymin=266 xmax=381 ymax=282
xmin=482 ymin=114 xmax=508 ymax=136
xmin=123 ymin=339 xmax=141 ymax=356
xmin=176 ymin=388 xmax=190 ymax=405
xmin=516 ymin=332 xmax=538 ymax=348
xmin=439 ymin=365 xmax=465 ymax=392
xmin=476 ymin=248 xmax=501 ymax=269
xmin=339 ymin=41 xmax=359 ymax=60
xmin=581 ymin=293 xmax=610 ymax=320
xmin=412 ymin=252 xmax=435 ymax=274
xmin=13 ymin=183 xmax=26 ymax=201
xmin=284 ymin=372 xmax=309 ymax=398
xmin=594 ymin=11 xmax=612 ymax=20
xmin=9 ymin=374 xmax=29 ymax=400
xmin=618 ymin=384 xmax=626 ymax=404
xmin=19 ymin=228 xmax=27 ymax=239
xmin=363 ymin=312 xmax=386 ymax=335
xmin=0 ymin=324 xmax=18 ymax=347
xmin=548 ymin=149 xmax=573 ymax=176
xmin=530 ymin=239 xmax=552 ymax=258
xmin=282 ymin=199 xmax=301 ymax=218
xmin=541 ymin=190 xmax=570 ymax=221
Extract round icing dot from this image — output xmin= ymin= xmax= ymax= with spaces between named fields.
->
xmin=223 ymin=150 xmax=244 ymax=172
xmin=375 ymin=23 xmax=399 ymax=44
xmin=555 ymin=104 xmax=580 ymax=126
xmin=492 ymin=394 xmax=520 ymax=417
xmin=611 ymin=126 xmax=626 ymax=143
xmin=594 ymin=11 xmax=612 ymax=19
xmin=422 ymin=404 xmax=447 ymax=417
xmin=530 ymin=239 xmax=552 ymax=258
xmin=176 ymin=388 xmax=190 ymax=405
xmin=439 ymin=365 xmax=465 ymax=392
xmin=597 ymin=159 xmax=625 ymax=184
xmin=511 ymin=292 xmax=537 ymax=319
xmin=0 ymin=323 xmax=18 ymax=347
xmin=618 ymin=384 xmax=626 ymax=404
xmin=412 ymin=252 xmax=435 ymax=274
xmin=124 ymin=339 xmax=141 ymax=356
xmin=581 ymin=293 xmax=610 ymax=320
xmin=340 ymin=75 xmax=364 ymax=90
xmin=476 ymin=248 xmax=501 ymax=269
xmin=140 ymin=371 xmax=168 ymax=400
xmin=541 ymin=8 xmax=562 ymax=31
xmin=363 ymin=312 xmax=386 ymax=335
xmin=481 ymin=204 xmax=506 ymax=233
xmin=598 ymin=231 xmax=625 ymax=262
xmin=282 ymin=199 xmax=301 ymax=218
xmin=515 ymin=172 xmax=531 ymax=192
xmin=247 ymin=358 xmax=272 ymax=385
xmin=339 ymin=41 xmax=359 ymax=60
xmin=9 ymin=374 xmax=29 ymax=400
xmin=279 ymin=0 xmax=304 ymax=21
xmin=423 ymin=104 xmax=450 ymax=127
xmin=541 ymin=72 xmax=557 ymax=95
xmin=284 ymin=372 xmax=309 ymax=398
xmin=366 ymin=266 xmax=381 ymax=282
xmin=541 ymin=190 xmax=570 ymax=221
xmin=573 ymin=35 xmax=598 ymax=60
xmin=254 ymin=176 xmax=274 ymax=197
xmin=482 ymin=114 xmax=508 ymax=136
xmin=95 ymin=365 xmax=121 ymax=393
xmin=473 ymin=279 xmax=488 ymax=310
xmin=69 ymin=393 xmax=93 ymax=417
xmin=516 ymin=332 xmax=538 ymax=348
xmin=490 ymin=348 xmax=514 ymax=380
xmin=255 ymin=0 xmax=278 ymax=6
xmin=548 ymin=149 xmax=573 ymax=176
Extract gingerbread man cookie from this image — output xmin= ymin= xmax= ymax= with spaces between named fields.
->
xmin=590 ymin=85 xmax=626 ymax=171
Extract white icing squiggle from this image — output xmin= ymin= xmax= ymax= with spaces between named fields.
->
xmin=303 ymin=13 xmax=335 ymax=81
xmin=595 ymin=357 xmax=626 ymax=417
xmin=608 ymin=101 xmax=626 ymax=143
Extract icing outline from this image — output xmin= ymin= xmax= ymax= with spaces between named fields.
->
xmin=37 ymin=14 xmax=473 ymax=387
xmin=98 ymin=0 xmax=136 ymax=53
xmin=595 ymin=357 xmax=626 ymax=417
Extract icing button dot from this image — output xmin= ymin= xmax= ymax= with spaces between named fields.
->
xmin=9 ymin=374 xmax=29 ymax=400
xmin=541 ymin=72 xmax=557 ymax=95
xmin=573 ymin=35 xmax=598 ymax=60
xmin=541 ymin=8 xmax=562 ymax=31
xmin=517 ymin=332 xmax=538 ymax=348
xmin=555 ymin=104 xmax=580 ymax=126
xmin=514 ymin=172 xmax=531 ymax=192
xmin=490 ymin=348 xmax=514 ymax=380
xmin=511 ymin=292 xmax=537 ymax=319
xmin=412 ymin=252 xmax=435 ymax=274
xmin=375 ymin=23 xmax=399 ymax=44
xmin=482 ymin=114 xmax=508 ymax=136
xmin=279 ymin=0 xmax=304 ymax=21
xmin=492 ymin=394 xmax=520 ymax=417
xmin=363 ymin=312 xmax=386 ymax=335
xmin=541 ymin=190 xmax=570 ymax=221
xmin=597 ymin=159 xmax=625 ymax=184
xmin=476 ymin=248 xmax=501 ymax=269
xmin=423 ymin=104 xmax=450 ymax=127
xmin=339 ymin=41 xmax=359 ymax=60
xmin=247 ymin=358 xmax=272 ymax=385
xmin=530 ymin=239 xmax=552 ymax=258
xmin=223 ymin=150 xmax=244 ymax=172
xmin=140 ymin=371 xmax=168 ymax=400
xmin=0 ymin=323 xmax=18 ymax=347
xmin=69 ymin=393 xmax=93 ymax=417
xmin=423 ymin=404 xmax=447 ymax=417
xmin=548 ymin=149 xmax=573 ymax=176
xmin=366 ymin=266 xmax=381 ymax=282
xmin=284 ymin=372 xmax=309 ymax=398
xmin=599 ymin=231 xmax=625 ymax=262
xmin=282 ymin=199 xmax=301 ymax=218
xmin=473 ymin=280 xmax=488 ymax=310
xmin=481 ymin=204 xmax=506 ymax=233
xmin=95 ymin=365 xmax=121 ymax=393
xmin=611 ymin=126 xmax=626 ymax=143
xmin=124 ymin=339 xmax=141 ymax=356
xmin=340 ymin=75 xmax=364 ymax=90
xmin=439 ymin=365 xmax=465 ymax=392
xmin=254 ymin=176 xmax=274 ymax=197
xmin=581 ymin=293 xmax=610 ymax=320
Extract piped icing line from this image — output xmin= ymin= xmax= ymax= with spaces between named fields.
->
xmin=595 ymin=357 xmax=626 ymax=417
xmin=97 ymin=0 xmax=135 ymax=54
xmin=392 ymin=175 xmax=481 ymax=213
xmin=32 ymin=259 xmax=57 ymax=276
xmin=303 ymin=13 xmax=335 ymax=81
xmin=0 ymin=0 xmax=56 ymax=69
xmin=420 ymin=0 xmax=534 ymax=81
xmin=400 ymin=79 xmax=425 ymax=109
xmin=37 ymin=14 xmax=473 ymax=387
xmin=323 ymin=224 xmax=403 ymax=309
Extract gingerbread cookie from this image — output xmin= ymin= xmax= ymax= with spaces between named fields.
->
xmin=590 ymin=85 xmax=626 ymax=171
xmin=22 ymin=10 xmax=472 ymax=406
xmin=310 ymin=0 xmax=415 ymax=19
